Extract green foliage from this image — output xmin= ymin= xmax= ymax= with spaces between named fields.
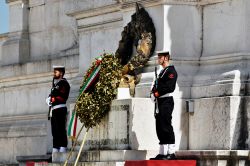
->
xmin=75 ymin=53 xmax=122 ymax=128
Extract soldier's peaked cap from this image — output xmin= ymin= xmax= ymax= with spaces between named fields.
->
xmin=53 ymin=65 xmax=65 ymax=69
xmin=53 ymin=66 xmax=65 ymax=74
xmin=156 ymin=51 xmax=170 ymax=56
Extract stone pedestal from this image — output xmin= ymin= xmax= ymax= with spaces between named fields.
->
xmin=177 ymin=150 xmax=250 ymax=166
xmin=68 ymin=98 xmax=159 ymax=151
xmin=189 ymin=96 xmax=250 ymax=150
xmin=0 ymin=114 xmax=48 ymax=163
xmin=2 ymin=33 xmax=30 ymax=65
xmin=65 ymin=97 xmax=188 ymax=162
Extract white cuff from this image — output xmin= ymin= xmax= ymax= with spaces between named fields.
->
xmin=159 ymin=144 xmax=168 ymax=155
xmin=59 ymin=147 xmax=67 ymax=153
xmin=168 ymin=144 xmax=175 ymax=154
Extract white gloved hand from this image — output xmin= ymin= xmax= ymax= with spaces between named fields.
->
xmin=150 ymin=92 xmax=156 ymax=103
xmin=46 ymin=97 xmax=51 ymax=106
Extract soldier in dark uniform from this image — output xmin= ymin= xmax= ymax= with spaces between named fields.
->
xmin=150 ymin=51 xmax=178 ymax=160
xmin=46 ymin=66 xmax=70 ymax=153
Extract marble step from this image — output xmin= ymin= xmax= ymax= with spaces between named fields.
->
xmin=52 ymin=150 xmax=157 ymax=163
xmin=176 ymin=150 xmax=250 ymax=166
xmin=16 ymin=155 xmax=52 ymax=166
xmin=17 ymin=150 xmax=250 ymax=166
xmin=52 ymin=150 xmax=250 ymax=166
xmin=176 ymin=150 xmax=250 ymax=160
xmin=48 ymin=162 xmax=124 ymax=166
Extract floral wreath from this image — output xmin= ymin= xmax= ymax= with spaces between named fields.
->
xmin=71 ymin=3 xmax=156 ymax=131
xmin=74 ymin=54 xmax=122 ymax=128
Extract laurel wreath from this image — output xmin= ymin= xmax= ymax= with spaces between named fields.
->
xmin=74 ymin=4 xmax=155 ymax=129
xmin=75 ymin=53 xmax=122 ymax=128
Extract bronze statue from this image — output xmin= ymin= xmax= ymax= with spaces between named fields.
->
xmin=116 ymin=3 xmax=156 ymax=75
xmin=116 ymin=3 xmax=156 ymax=95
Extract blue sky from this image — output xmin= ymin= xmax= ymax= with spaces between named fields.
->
xmin=0 ymin=1 xmax=9 ymax=34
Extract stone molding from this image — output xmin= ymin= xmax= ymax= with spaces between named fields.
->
xmin=78 ymin=17 xmax=122 ymax=30
xmin=163 ymin=0 xmax=228 ymax=5
xmin=28 ymin=0 xmax=45 ymax=8
xmin=0 ymin=68 xmax=78 ymax=90
xmin=136 ymin=52 xmax=249 ymax=98
xmin=0 ymin=54 xmax=79 ymax=78
xmin=200 ymin=53 xmax=250 ymax=65
xmin=67 ymin=0 xmax=229 ymax=20
xmin=0 ymin=125 xmax=47 ymax=138
xmin=147 ymin=52 xmax=250 ymax=66
xmin=0 ymin=113 xmax=48 ymax=138
xmin=0 ymin=113 xmax=46 ymax=124
xmin=0 ymin=33 xmax=8 ymax=39
xmin=6 ymin=30 xmax=29 ymax=40
xmin=6 ymin=0 xmax=28 ymax=4
xmin=144 ymin=53 xmax=250 ymax=77
xmin=5 ymin=0 xmax=229 ymax=6
xmin=67 ymin=1 xmax=162 ymax=19
xmin=143 ymin=0 xmax=228 ymax=6
xmin=67 ymin=4 xmax=121 ymax=20
xmin=120 ymin=0 xmax=163 ymax=10
xmin=77 ymin=16 xmax=123 ymax=32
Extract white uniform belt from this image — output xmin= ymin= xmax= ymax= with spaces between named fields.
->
xmin=52 ymin=104 xmax=66 ymax=110
xmin=159 ymin=93 xmax=173 ymax=98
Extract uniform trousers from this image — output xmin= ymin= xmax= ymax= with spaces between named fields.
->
xmin=155 ymin=96 xmax=175 ymax=144
xmin=51 ymin=107 xmax=68 ymax=149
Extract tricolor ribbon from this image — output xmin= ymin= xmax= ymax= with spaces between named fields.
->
xmin=67 ymin=58 xmax=102 ymax=139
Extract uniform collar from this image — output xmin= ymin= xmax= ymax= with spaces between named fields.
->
xmin=53 ymin=78 xmax=64 ymax=85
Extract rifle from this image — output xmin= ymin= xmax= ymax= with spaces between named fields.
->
xmin=48 ymin=78 xmax=54 ymax=120
xmin=154 ymin=66 xmax=158 ymax=117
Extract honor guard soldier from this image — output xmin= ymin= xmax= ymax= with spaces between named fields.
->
xmin=46 ymin=66 xmax=70 ymax=153
xmin=150 ymin=51 xmax=178 ymax=160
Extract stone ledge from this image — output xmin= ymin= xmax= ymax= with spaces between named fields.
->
xmin=0 ymin=114 xmax=47 ymax=123
xmin=0 ymin=33 xmax=8 ymax=39
xmin=51 ymin=150 xmax=249 ymax=166
xmin=191 ymin=83 xmax=246 ymax=98
xmin=16 ymin=154 xmax=52 ymax=163
xmin=0 ymin=55 xmax=79 ymax=78
xmin=67 ymin=4 xmax=121 ymax=20
xmin=0 ymin=68 xmax=78 ymax=90
xmin=121 ymin=0 xmax=228 ymax=9
xmin=176 ymin=150 xmax=250 ymax=166
xmin=52 ymin=150 xmax=157 ymax=163
xmin=176 ymin=150 xmax=250 ymax=160
xmin=48 ymin=161 xmax=125 ymax=166
xmin=6 ymin=0 xmax=28 ymax=4
xmin=67 ymin=0 xmax=229 ymax=21
xmin=0 ymin=117 xmax=48 ymax=138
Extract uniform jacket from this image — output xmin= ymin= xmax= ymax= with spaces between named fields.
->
xmin=50 ymin=78 xmax=70 ymax=106
xmin=153 ymin=65 xmax=178 ymax=97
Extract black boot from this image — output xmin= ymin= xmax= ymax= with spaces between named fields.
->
xmin=166 ymin=153 xmax=176 ymax=160
xmin=150 ymin=154 xmax=165 ymax=160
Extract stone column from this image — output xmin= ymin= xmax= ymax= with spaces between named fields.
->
xmin=189 ymin=0 xmax=250 ymax=150
xmin=1 ymin=0 xmax=30 ymax=65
